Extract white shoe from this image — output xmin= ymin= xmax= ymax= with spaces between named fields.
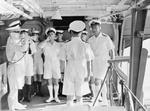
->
xmin=55 ymin=98 xmax=61 ymax=103
xmin=76 ymin=100 xmax=83 ymax=105
xmin=98 ymin=96 xmax=103 ymax=102
xmin=9 ymin=107 xmax=16 ymax=111
xmin=16 ymin=102 xmax=27 ymax=108
xmin=66 ymin=101 xmax=74 ymax=106
xmin=14 ymin=105 xmax=26 ymax=110
xmin=99 ymin=101 xmax=108 ymax=106
xmin=45 ymin=97 xmax=54 ymax=103
xmin=90 ymin=97 xmax=95 ymax=102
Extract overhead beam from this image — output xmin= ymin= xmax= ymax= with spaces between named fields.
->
xmin=135 ymin=48 xmax=148 ymax=111
xmin=0 ymin=0 xmax=32 ymax=19
xmin=43 ymin=10 xmax=109 ymax=17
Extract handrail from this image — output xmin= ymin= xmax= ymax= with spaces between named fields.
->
xmin=114 ymin=65 xmax=128 ymax=82
xmin=114 ymin=66 xmax=147 ymax=111
xmin=92 ymin=65 xmax=112 ymax=107
xmin=108 ymin=56 xmax=130 ymax=63
xmin=120 ymin=80 xmax=147 ymax=111
xmin=108 ymin=55 xmax=150 ymax=63
xmin=92 ymin=61 xmax=147 ymax=111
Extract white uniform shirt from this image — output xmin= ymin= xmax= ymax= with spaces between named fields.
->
xmin=57 ymin=42 xmax=66 ymax=73
xmin=6 ymin=36 xmax=28 ymax=89
xmin=40 ymin=41 xmax=61 ymax=79
xmin=60 ymin=37 xmax=93 ymax=62
xmin=88 ymin=33 xmax=114 ymax=79
xmin=24 ymin=38 xmax=36 ymax=76
xmin=60 ymin=37 xmax=93 ymax=96
xmin=85 ymin=43 xmax=94 ymax=61
xmin=33 ymin=42 xmax=43 ymax=75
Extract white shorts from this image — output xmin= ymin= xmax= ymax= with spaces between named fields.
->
xmin=93 ymin=59 xmax=109 ymax=79
xmin=63 ymin=77 xmax=83 ymax=96
xmin=25 ymin=55 xmax=34 ymax=76
xmin=33 ymin=60 xmax=43 ymax=75
xmin=43 ymin=63 xmax=61 ymax=79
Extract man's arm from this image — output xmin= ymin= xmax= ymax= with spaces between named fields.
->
xmin=85 ymin=60 xmax=91 ymax=82
xmin=85 ymin=44 xmax=94 ymax=81
xmin=109 ymin=49 xmax=115 ymax=60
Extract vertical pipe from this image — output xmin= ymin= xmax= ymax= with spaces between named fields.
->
xmin=129 ymin=8 xmax=137 ymax=90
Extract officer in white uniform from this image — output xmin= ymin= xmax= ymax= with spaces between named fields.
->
xmin=88 ymin=20 xmax=115 ymax=105
xmin=60 ymin=21 xmax=92 ymax=105
xmin=20 ymin=29 xmax=36 ymax=102
xmin=32 ymin=30 xmax=44 ymax=97
xmin=6 ymin=21 xmax=28 ymax=111
xmin=55 ymin=30 xmax=65 ymax=95
xmin=39 ymin=27 xmax=61 ymax=103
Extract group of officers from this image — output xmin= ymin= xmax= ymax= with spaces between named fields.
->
xmin=1 ymin=19 xmax=115 ymax=111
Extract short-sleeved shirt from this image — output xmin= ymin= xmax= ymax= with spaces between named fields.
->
xmin=60 ymin=37 xmax=93 ymax=62
xmin=60 ymin=37 xmax=93 ymax=79
xmin=40 ymin=41 xmax=61 ymax=79
xmin=88 ymin=33 xmax=114 ymax=60
xmin=60 ymin=37 xmax=94 ymax=96
xmin=88 ymin=33 xmax=114 ymax=79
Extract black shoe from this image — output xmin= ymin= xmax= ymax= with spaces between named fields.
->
xmin=37 ymin=91 xmax=44 ymax=97
xmin=23 ymin=97 xmax=31 ymax=102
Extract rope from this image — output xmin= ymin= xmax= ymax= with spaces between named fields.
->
xmin=9 ymin=52 xmax=27 ymax=64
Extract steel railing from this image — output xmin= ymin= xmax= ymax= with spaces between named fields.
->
xmin=92 ymin=58 xmax=147 ymax=111
xmin=92 ymin=65 xmax=112 ymax=107
xmin=113 ymin=65 xmax=147 ymax=111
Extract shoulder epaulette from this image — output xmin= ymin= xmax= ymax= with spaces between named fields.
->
xmin=102 ymin=33 xmax=108 ymax=37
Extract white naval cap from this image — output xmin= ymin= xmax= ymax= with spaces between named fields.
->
xmin=6 ymin=26 xmax=29 ymax=32
xmin=6 ymin=20 xmax=28 ymax=32
xmin=9 ymin=20 xmax=21 ymax=27
xmin=89 ymin=19 xmax=101 ymax=26
xmin=45 ymin=27 xmax=56 ymax=35
xmin=82 ymin=31 xmax=88 ymax=35
xmin=6 ymin=25 xmax=22 ymax=31
xmin=33 ymin=30 xmax=40 ymax=34
xmin=68 ymin=20 xmax=85 ymax=32
xmin=56 ymin=30 xmax=64 ymax=34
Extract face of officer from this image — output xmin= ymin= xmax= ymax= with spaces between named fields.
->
xmin=47 ymin=31 xmax=56 ymax=43
xmin=32 ymin=33 xmax=39 ymax=41
xmin=91 ymin=23 xmax=101 ymax=37
xmin=57 ymin=33 xmax=63 ymax=42
xmin=81 ymin=33 xmax=87 ymax=42
xmin=10 ymin=31 xmax=20 ymax=40
xmin=20 ymin=31 xmax=29 ymax=39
